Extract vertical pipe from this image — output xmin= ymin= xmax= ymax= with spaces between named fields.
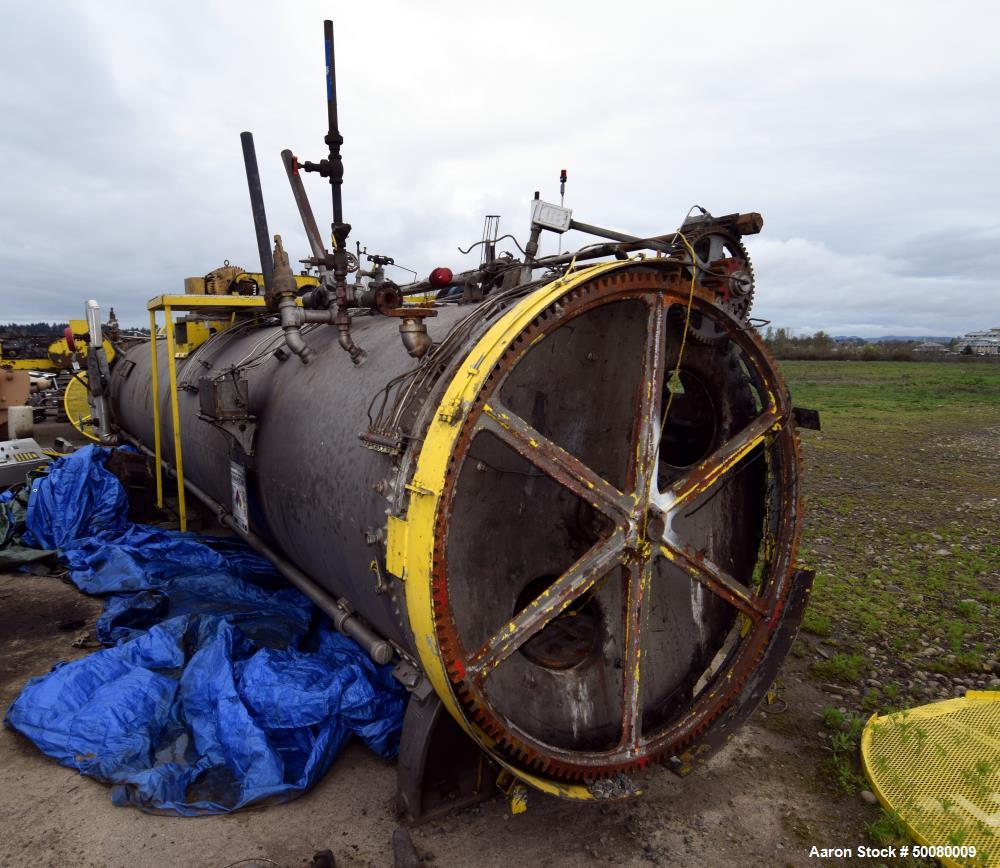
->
xmin=85 ymin=300 xmax=112 ymax=443
xmin=323 ymin=19 xmax=344 ymax=225
xmin=162 ymin=305 xmax=187 ymax=531
xmin=240 ymin=132 xmax=274 ymax=294
xmin=148 ymin=309 xmax=163 ymax=508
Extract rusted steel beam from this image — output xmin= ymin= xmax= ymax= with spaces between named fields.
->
xmin=468 ymin=530 xmax=626 ymax=680
xmin=477 ymin=402 xmax=633 ymax=521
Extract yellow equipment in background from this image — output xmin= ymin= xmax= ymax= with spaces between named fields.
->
xmin=172 ymin=261 xmax=320 ymax=357
xmin=183 ymin=261 xmax=319 ymax=298
xmin=0 ymin=318 xmax=116 ymax=372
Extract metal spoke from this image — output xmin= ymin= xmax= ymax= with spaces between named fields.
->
xmin=619 ymin=557 xmax=654 ymax=753
xmin=629 ymin=296 xmax=668 ymax=502
xmin=477 ymin=401 xmax=632 ymax=521
xmin=468 ymin=531 xmax=626 ymax=679
xmin=659 ymin=543 xmax=765 ymax=622
xmin=662 ymin=407 xmax=784 ymax=512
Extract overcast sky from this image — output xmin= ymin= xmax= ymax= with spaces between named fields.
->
xmin=1 ymin=0 xmax=998 ymax=336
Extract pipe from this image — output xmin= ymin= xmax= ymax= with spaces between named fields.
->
xmin=356 ymin=284 xmax=401 ymax=313
xmin=85 ymin=300 xmax=114 ymax=444
xmin=267 ymin=235 xmax=318 ymax=364
xmin=240 ymin=132 xmax=274 ymax=294
xmin=120 ymin=432 xmax=394 ymax=665
xmin=396 ymin=230 xmax=689 ymax=298
xmin=279 ymin=297 xmax=314 ymax=364
xmin=293 ymin=20 xmax=362 ymax=364
xmin=568 ymin=219 xmax=675 ymax=256
xmin=398 ymin=317 xmax=431 ymax=358
xmin=336 ymin=308 xmax=366 ymax=364
xmin=323 ymin=18 xmax=344 ymax=226
xmin=280 ymin=149 xmax=328 ymax=264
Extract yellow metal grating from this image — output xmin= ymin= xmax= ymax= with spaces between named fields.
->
xmin=64 ymin=373 xmax=99 ymax=443
xmin=862 ymin=690 xmax=1000 ymax=867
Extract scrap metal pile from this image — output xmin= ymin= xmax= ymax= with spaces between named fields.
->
xmin=72 ymin=19 xmax=817 ymax=819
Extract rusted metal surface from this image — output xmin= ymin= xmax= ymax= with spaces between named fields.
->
xmin=429 ymin=262 xmax=804 ymax=780
xmin=99 ymin=11 xmax=810 ymax=807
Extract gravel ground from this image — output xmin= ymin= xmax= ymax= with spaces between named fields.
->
xmin=0 ymin=574 xmax=869 ymax=867
xmin=2 ymin=365 xmax=996 ymax=868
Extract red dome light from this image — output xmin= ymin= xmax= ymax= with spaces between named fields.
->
xmin=428 ymin=267 xmax=453 ymax=288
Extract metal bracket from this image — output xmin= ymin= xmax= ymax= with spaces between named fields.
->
xmin=208 ymin=419 xmax=257 ymax=456
xmin=792 ymin=406 xmax=822 ymax=431
xmin=395 ymin=692 xmax=497 ymax=825
xmin=392 ymin=659 xmax=433 ymax=700
xmin=198 ymin=373 xmax=258 ymax=455
xmin=369 ymin=556 xmax=389 ymax=594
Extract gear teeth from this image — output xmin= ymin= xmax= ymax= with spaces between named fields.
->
xmin=679 ymin=229 xmax=756 ymax=345
xmin=425 ymin=264 xmax=802 ymax=784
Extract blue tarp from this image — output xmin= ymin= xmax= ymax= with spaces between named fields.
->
xmin=4 ymin=445 xmax=406 ymax=815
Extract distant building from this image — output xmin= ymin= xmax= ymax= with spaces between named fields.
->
xmin=913 ymin=341 xmax=947 ymax=353
xmin=955 ymin=327 xmax=1000 ymax=355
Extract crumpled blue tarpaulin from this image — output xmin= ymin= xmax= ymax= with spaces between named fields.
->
xmin=4 ymin=446 xmax=406 ymax=815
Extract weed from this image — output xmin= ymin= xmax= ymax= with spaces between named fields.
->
xmin=811 ymin=653 xmax=865 ymax=684
xmin=820 ymin=705 xmax=845 ymax=729
xmin=954 ymin=600 xmax=981 ymax=620
xmin=818 ymin=706 xmax=866 ymax=794
xmin=867 ymin=809 xmax=908 ymax=846
xmin=802 ymin=610 xmax=832 ymax=637
xmin=784 ymin=360 xmax=999 ymax=742
xmin=946 ymin=829 xmax=967 ymax=847
xmin=955 ymin=647 xmax=984 ymax=672
xmin=819 ymin=754 xmax=860 ymax=796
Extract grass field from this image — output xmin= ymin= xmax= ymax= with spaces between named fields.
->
xmin=781 ymin=360 xmax=999 ymax=705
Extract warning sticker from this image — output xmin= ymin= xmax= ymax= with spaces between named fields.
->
xmin=230 ymin=461 xmax=249 ymax=533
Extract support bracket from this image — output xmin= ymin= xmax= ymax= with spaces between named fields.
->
xmin=395 ymin=693 xmax=498 ymax=825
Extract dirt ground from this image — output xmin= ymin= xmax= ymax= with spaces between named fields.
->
xmin=2 ymin=363 xmax=996 ymax=868
xmin=0 ymin=570 xmax=871 ymax=868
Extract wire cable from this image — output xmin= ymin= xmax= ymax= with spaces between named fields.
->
xmin=657 ymin=230 xmax=698 ymax=456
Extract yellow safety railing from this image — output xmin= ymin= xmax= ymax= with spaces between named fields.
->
xmin=146 ymin=294 xmax=271 ymax=532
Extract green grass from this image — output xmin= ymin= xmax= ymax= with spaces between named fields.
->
xmin=783 ymin=361 xmax=999 ymax=691
xmin=782 ymin=360 xmax=1000 ymax=421
xmin=801 ymin=610 xmax=832 ymax=637
xmin=811 ymin=653 xmax=866 ymax=684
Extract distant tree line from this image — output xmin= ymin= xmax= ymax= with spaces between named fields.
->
xmin=0 ymin=322 xmax=68 ymax=336
xmin=760 ymin=327 xmax=978 ymax=362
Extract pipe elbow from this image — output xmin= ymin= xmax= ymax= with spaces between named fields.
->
xmin=338 ymin=329 xmax=367 ymax=365
xmin=279 ymin=300 xmax=313 ymax=364
xmin=399 ymin=318 xmax=432 ymax=359
xmin=283 ymin=327 xmax=313 ymax=364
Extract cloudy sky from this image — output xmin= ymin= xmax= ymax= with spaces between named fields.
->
xmin=1 ymin=0 xmax=998 ymax=336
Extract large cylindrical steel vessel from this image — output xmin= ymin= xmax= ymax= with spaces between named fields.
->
xmin=110 ymin=259 xmax=810 ymax=798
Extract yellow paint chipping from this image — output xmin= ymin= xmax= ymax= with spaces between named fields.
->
xmin=388 ymin=260 xmax=632 ymax=800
